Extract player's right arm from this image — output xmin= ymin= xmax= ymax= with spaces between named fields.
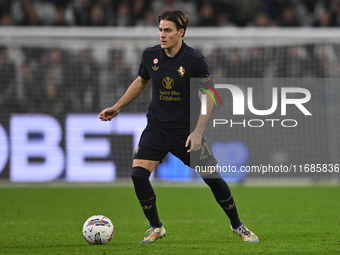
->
xmin=98 ymin=76 xmax=150 ymax=121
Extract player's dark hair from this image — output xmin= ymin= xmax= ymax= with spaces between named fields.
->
xmin=159 ymin=10 xmax=189 ymax=37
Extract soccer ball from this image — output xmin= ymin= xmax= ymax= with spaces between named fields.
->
xmin=82 ymin=215 xmax=114 ymax=245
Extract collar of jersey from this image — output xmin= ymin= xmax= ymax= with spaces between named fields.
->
xmin=160 ymin=41 xmax=187 ymax=62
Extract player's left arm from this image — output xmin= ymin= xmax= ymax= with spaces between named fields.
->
xmin=185 ymin=89 xmax=214 ymax=152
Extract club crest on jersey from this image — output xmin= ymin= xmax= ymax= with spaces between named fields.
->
xmin=152 ymin=65 xmax=159 ymax=71
xmin=177 ymin=66 xmax=185 ymax=77
xmin=162 ymin=77 xmax=174 ymax=89
xmin=153 ymin=58 xmax=158 ymax=64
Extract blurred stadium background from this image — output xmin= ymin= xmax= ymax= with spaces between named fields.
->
xmin=0 ymin=0 xmax=340 ymax=183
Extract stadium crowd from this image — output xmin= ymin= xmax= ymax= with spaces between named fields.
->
xmin=0 ymin=0 xmax=340 ymax=27
xmin=1 ymin=42 xmax=339 ymax=116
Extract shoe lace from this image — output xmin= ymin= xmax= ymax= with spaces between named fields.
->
xmin=239 ymin=226 xmax=251 ymax=236
xmin=145 ymin=227 xmax=155 ymax=237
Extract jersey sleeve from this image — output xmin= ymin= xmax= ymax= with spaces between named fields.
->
xmin=138 ymin=50 xmax=151 ymax=80
xmin=195 ymin=56 xmax=211 ymax=78
xmin=195 ymin=56 xmax=214 ymax=87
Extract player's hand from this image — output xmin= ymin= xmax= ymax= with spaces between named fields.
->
xmin=185 ymin=131 xmax=202 ymax=153
xmin=98 ymin=107 xmax=120 ymax=121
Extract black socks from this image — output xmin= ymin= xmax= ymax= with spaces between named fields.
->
xmin=202 ymin=171 xmax=241 ymax=229
xmin=131 ymin=166 xmax=162 ymax=227
xmin=131 ymin=166 xmax=241 ymax=229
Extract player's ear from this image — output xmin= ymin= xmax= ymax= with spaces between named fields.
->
xmin=178 ymin=28 xmax=185 ymax=37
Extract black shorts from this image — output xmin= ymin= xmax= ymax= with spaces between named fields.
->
xmin=133 ymin=126 xmax=217 ymax=168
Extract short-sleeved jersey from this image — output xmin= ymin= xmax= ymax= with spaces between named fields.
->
xmin=138 ymin=41 xmax=211 ymax=137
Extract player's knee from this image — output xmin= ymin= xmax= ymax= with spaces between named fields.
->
xmin=131 ymin=166 xmax=151 ymax=181
xmin=202 ymin=171 xmax=223 ymax=186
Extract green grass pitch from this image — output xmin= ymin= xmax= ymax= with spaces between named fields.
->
xmin=1 ymin=184 xmax=339 ymax=254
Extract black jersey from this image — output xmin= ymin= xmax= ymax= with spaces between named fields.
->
xmin=138 ymin=41 xmax=211 ymax=137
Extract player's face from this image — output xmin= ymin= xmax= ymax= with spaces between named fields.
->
xmin=159 ymin=20 xmax=184 ymax=51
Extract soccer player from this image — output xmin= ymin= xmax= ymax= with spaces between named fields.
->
xmin=98 ymin=10 xmax=259 ymax=244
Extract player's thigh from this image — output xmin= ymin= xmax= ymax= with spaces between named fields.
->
xmin=133 ymin=127 xmax=170 ymax=171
